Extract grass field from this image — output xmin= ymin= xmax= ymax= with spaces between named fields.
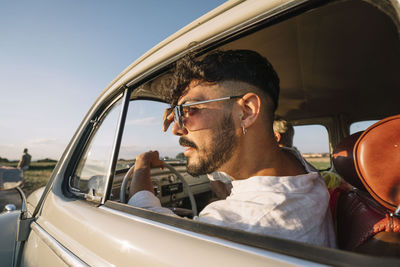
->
xmin=306 ymin=157 xmax=331 ymax=170
xmin=1 ymin=156 xmax=331 ymax=198
xmin=1 ymin=161 xmax=56 ymax=197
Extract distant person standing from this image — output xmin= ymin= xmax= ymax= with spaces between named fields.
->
xmin=17 ymin=148 xmax=31 ymax=171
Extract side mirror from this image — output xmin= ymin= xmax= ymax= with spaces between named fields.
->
xmin=4 ymin=204 xmax=16 ymax=212
xmin=0 ymin=166 xmax=23 ymax=191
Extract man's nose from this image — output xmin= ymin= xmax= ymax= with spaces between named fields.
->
xmin=172 ymin=121 xmax=188 ymax=136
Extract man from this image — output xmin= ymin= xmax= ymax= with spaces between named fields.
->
xmin=128 ymin=50 xmax=335 ymax=247
xmin=17 ymin=148 xmax=31 ymax=171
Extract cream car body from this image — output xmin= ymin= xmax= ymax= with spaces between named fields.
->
xmin=1 ymin=0 xmax=400 ymax=266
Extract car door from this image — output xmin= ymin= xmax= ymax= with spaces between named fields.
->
xmin=19 ymin=92 xmax=126 ymax=266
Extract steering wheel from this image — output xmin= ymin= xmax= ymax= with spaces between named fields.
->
xmin=120 ymin=161 xmax=198 ymax=216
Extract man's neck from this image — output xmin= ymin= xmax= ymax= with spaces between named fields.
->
xmin=219 ymin=133 xmax=306 ymax=180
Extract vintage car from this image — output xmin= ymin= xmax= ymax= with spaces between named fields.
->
xmin=1 ymin=0 xmax=400 ymax=266
xmin=0 ymin=166 xmax=23 ymax=211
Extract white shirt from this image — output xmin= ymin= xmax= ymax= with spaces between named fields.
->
xmin=128 ymin=150 xmax=336 ymax=248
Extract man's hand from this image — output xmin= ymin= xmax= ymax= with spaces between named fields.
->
xmin=135 ymin=150 xmax=164 ymax=169
xmin=162 ymin=108 xmax=174 ymax=132
xmin=128 ymin=151 xmax=164 ymax=199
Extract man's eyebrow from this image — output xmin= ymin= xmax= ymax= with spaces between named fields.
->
xmin=179 ymin=97 xmax=206 ymax=105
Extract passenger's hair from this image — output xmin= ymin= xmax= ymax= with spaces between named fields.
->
xmin=23 ymin=148 xmax=28 ymax=153
xmin=169 ymin=50 xmax=280 ymax=110
xmin=273 ymin=118 xmax=294 ymax=147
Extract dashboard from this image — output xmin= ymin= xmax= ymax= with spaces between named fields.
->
xmin=111 ymin=162 xmax=211 ymax=207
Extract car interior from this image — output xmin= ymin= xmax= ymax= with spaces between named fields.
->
xmin=69 ymin=0 xmax=400 ymax=262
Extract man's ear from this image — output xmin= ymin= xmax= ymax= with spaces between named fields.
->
xmin=274 ymin=132 xmax=282 ymax=142
xmin=239 ymin=93 xmax=261 ymax=129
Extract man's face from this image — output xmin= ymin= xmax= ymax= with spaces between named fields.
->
xmin=167 ymin=82 xmax=240 ymax=176
xmin=181 ymin=111 xmax=237 ymax=176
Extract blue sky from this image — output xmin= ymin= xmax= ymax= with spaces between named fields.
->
xmin=0 ymin=0 xmax=226 ymax=160
xmin=0 ymin=0 xmax=375 ymax=161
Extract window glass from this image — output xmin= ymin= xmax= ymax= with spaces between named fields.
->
xmin=70 ymin=99 xmax=122 ymax=198
xmin=292 ymin=125 xmax=330 ymax=170
xmin=350 ymin=120 xmax=379 ymax=134
xmin=117 ymin=100 xmax=183 ymax=170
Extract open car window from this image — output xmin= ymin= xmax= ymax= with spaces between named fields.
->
xmin=350 ymin=120 xmax=379 ymax=134
xmin=117 ymin=100 xmax=183 ymax=171
xmin=293 ymin=124 xmax=330 ymax=170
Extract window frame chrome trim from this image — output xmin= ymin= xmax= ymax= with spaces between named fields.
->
xmin=103 ymin=86 xmax=132 ymax=204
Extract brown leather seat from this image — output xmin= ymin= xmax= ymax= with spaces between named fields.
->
xmin=333 ymin=115 xmax=400 ymax=257
xmin=332 ymin=131 xmax=364 ymax=191
xmin=354 ymin=115 xmax=400 ymax=211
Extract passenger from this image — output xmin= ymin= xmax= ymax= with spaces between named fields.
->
xmin=273 ymin=118 xmax=319 ymax=172
xmin=273 ymin=118 xmax=347 ymax=190
xmin=127 ymin=50 xmax=336 ymax=247
xmin=273 ymin=118 xmax=342 ymax=189
xmin=273 ymin=118 xmax=294 ymax=148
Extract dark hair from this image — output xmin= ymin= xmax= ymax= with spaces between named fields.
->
xmin=169 ymin=49 xmax=280 ymax=110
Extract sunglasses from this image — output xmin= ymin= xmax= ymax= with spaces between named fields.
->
xmin=164 ymin=95 xmax=244 ymax=130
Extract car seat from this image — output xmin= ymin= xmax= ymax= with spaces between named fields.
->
xmin=332 ymin=115 xmax=400 ymax=257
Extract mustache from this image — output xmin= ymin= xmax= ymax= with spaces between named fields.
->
xmin=179 ymin=137 xmax=197 ymax=149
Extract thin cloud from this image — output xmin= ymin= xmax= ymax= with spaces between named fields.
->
xmin=28 ymin=138 xmax=61 ymax=145
xmin=125 ymin=117 xmax=157 ymax=126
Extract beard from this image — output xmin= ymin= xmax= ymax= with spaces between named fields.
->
xmin=180 ymin=113 xmax=238 ymax=176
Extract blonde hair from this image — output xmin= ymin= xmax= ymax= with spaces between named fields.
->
xmin=273 ymin=119 xmax=294 ymax=147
